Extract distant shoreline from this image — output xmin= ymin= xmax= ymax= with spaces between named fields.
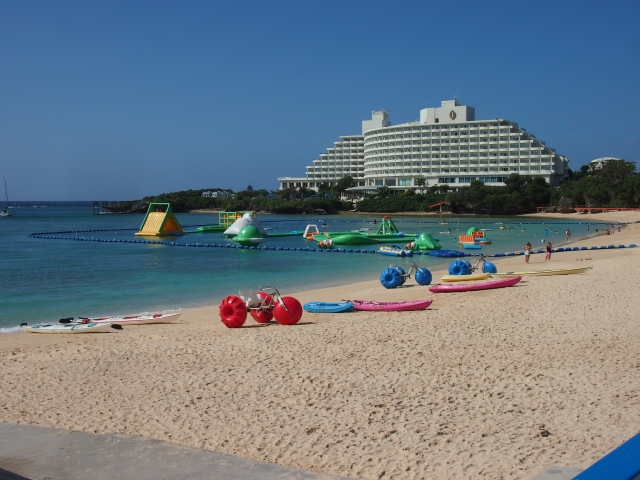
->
xmin=188 ymin=207 xmax=636 ymax=222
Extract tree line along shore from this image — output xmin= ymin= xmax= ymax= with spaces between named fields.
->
xmin=137 ymin=160 xmax=639 ymax=215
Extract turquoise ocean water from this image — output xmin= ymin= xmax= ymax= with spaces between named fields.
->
xmin=0 ymin=202 xmax=607 ymax=333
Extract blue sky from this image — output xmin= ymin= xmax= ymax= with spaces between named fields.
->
xmin=1 ymin=0 xmax=638 ymax=200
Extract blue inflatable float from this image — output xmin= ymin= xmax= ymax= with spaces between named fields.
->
xmin=415 ymin=267 xmax=432 ymax=285
xmin=448 ymin=260 xmax=472 ymax=275
xmin=380 ymin=266 xmax=406 ymax=289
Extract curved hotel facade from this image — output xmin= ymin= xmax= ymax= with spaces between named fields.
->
xmin=278 ymin=100 xmax=569 ymax=192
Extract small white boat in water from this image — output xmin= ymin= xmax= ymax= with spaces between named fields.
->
xmin=21 ymin=322 xmax=120 ymax=334
xmin=61 ymin=312 xmax=181 ymax=326
xmin=379 ymin=245 xmax=413 ymax=257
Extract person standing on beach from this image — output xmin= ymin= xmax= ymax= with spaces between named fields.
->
xmin=566 ymin=229 xmax=571 ymax=241
xmin=523 ymin=242 xmax=532 ymax=263
xmin=545 ymin=242 xmax=552 ymax=262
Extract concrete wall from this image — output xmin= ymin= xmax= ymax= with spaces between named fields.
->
xmin=420 ymin=100 xmax=475 ymax=125
xmin=362 ymin=110 xmax=391 ymax=134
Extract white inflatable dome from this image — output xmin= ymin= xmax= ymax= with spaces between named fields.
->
xmin=224 ymin=213 xmax=267 ymax=237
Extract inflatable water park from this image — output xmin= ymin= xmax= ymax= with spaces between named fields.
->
xmin=304 ymin=215 xmax=441 ymax=249
xmin=26 ymin=202 xmax=637 ymax=261
xmin=132 ymin=205 xmax=447 ymax=250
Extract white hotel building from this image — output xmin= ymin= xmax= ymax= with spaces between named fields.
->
xmin=278 ymin=100 xmax=569 ymax=192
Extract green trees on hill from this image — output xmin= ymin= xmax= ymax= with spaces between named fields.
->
xmin=356 ymin=174 xmax=553 ymax=214
xmin=552 ymin=160 xmax=639 ymax=207
xmin=143 ymin=188 xmax=350 ymax=214
xmin=356 ymin=162 xmax=638 ymax=214
xmin=142 ymin=161 xmax=638 ymax=216
xmin=447 ymin=176 xmax=553 ymax=214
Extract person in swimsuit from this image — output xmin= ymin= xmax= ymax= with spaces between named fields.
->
xmin=545 ymin=242 xmax=552 ymax=262
xmin=523 ymin=242 xmax=532 ymax=264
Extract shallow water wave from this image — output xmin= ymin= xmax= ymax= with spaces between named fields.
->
xmin=0 ymin=326 xmax=23 ymax=335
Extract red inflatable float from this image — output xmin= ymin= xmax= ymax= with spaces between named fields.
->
xmin=219 ymin=295 xmax=247 ymax=328
xmin=249 ymin=291 xmax=273 ymax=323
xmin=273 ymin=296 xmax=303 ymax=325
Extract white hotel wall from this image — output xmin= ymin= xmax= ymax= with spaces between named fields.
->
xmin=278 ymin=100 xmax=569 ymax=191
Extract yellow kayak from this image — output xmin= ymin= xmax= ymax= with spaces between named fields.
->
xmin=491 ymin=266 xmax=593 ymax=277
xmin=440 ymin=272 xmax=491 ymax=282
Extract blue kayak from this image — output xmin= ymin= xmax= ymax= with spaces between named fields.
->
xmin=303 ymin=302 xmax=354 ymax=313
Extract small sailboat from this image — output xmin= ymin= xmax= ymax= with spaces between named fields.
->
xmin=0 ymin=177 xmax=10 ymax=217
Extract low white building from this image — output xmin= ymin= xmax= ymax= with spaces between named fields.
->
xmin=278 ymin=100 xmax=570 ymax=192
xmin=201 ymin=191 xmax=229 ymax=199
xmin=589 ymin=157 xmax=622 ymax=171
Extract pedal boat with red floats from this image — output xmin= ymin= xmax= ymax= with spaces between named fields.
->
xmin=219 ymin=287 xmax=303 ymax=328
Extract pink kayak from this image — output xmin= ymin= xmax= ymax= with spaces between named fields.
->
xmin=350 ymin=300 xmax=433 ymax=311
xmin=428 ymin=276 xmax=521 ymax=293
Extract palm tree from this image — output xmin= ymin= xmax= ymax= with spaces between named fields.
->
xmin=415 ymin=177 xmax=426 ymax=194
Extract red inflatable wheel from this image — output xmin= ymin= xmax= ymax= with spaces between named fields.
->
xmin=250 ymin=291 xmax=274 ymax=323
xmin=219 ymin=295 xmax=247 ymax=328
xmin=273 ymin=296 xmax=303 ymax=325
xmin=250 ymin=308 xmax=273 ymax=323
xmin=255 ymin=291 xmax=274 ymax=308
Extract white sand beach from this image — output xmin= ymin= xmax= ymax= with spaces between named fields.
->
xmin=2 ymin=211 xmax=640 ymax=479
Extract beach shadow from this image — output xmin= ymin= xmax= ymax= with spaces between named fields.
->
xmin=0 ymin=467 xmax=31 ymax=480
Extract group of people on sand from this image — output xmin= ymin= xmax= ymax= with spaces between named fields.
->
xmin=523 ymin=241 xmax=553 ymax=264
